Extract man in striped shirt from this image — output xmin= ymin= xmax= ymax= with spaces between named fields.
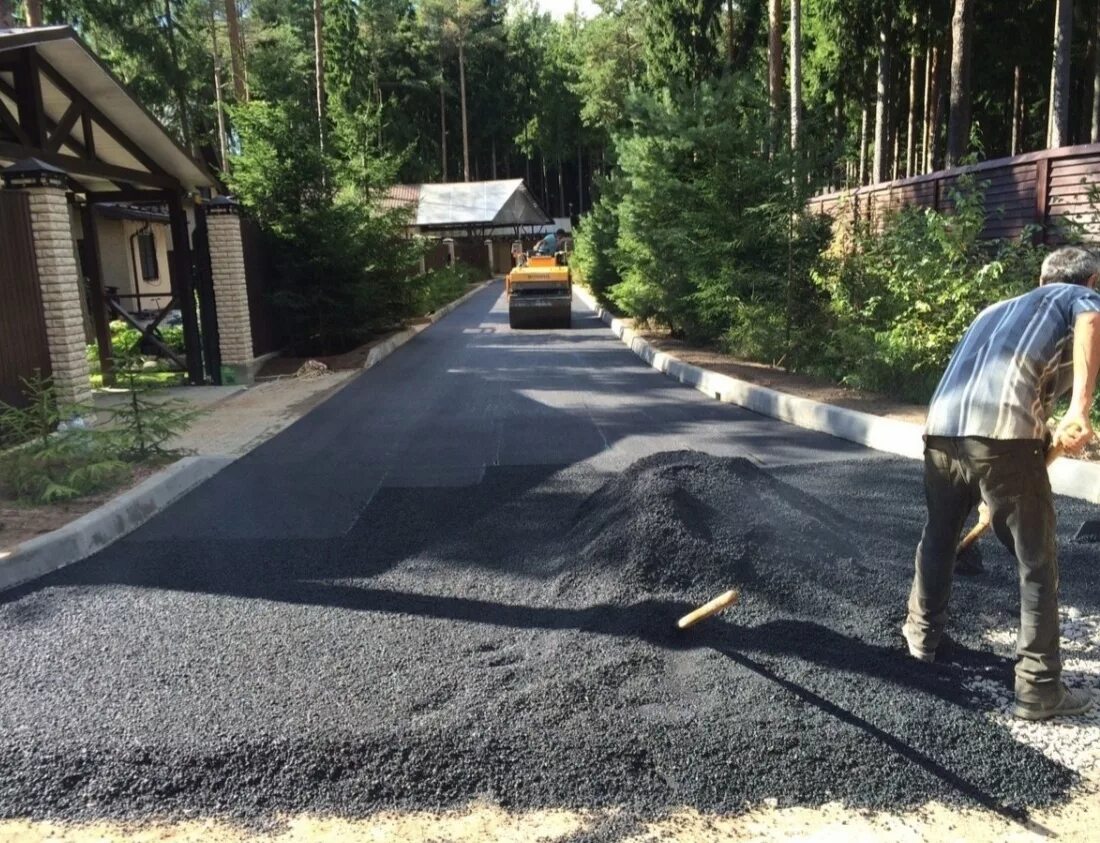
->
xmin=903 ymin=246 xmax=1100 ymax=720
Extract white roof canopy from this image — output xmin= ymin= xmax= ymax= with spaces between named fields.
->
xmin=411 ymin=179 xmax=552 ymax=229
xmin=0 ymin=26 xmax=216 ymax=195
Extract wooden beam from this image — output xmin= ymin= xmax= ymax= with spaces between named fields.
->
xmin=11 ymin=48 xmax=46 ymax=146
xmin=45 ymin=101 xmax=81 ymax=154
xmin=85 ymin=188 xmax=174 ymax=204
xmin=0 ymin=140 xmax=178 ymax=188
xmin=0 ymin=75 xmax=89 ymax=157
xmin=78 ymin=202 xmax=115 ymax=385
xmin=0 ymin=95 xmax=29 ymax=145
xmin=80 ymin=111 xmax=95 ymax=157
xmin=166 ymin=192 xmax=205 ymax=384
xmin=37 ymin=56 xmax=169 ymax=179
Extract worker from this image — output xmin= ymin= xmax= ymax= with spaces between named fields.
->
xmin=902 ymin=245 xmax=1100 ymax=721
xmin=533 ymin=228 xmax=567 ymax=256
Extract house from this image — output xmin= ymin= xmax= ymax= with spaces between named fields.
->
xmin=383 ymin=178 xmax=556 ymax=273
xmin=0 ymin=25 xmax=282 ymax=407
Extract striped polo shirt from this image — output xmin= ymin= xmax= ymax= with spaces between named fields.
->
xmin=925 ymin=283 xmax=1100 ymax=440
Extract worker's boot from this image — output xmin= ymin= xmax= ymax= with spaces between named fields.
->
xmin=1013 ymin=684 xmax=1093 ymax=721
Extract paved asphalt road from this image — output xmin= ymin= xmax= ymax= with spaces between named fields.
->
xmin=19 ymin=283 xmax=1083 ymax=825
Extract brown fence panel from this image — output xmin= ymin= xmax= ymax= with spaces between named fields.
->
xmin=0 ymin=191 xmax=51 ymax=408
xmin=239 ymin=218 xmax=286 ymax=357
xmin=453 ymin=239 xmax=490 ymax=275
xmin=811 ymin=143 xmax=1100 ymax=244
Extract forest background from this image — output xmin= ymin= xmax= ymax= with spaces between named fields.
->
xmin=0 ymin=1 xmax=1095 ymax=401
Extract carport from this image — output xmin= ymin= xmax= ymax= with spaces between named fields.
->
xmin=0 ymin=26 xmax=256 ymax=406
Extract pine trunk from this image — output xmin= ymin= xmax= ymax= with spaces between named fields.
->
xmin=577 ymin=143 xmax=584 ymax=215
xmin=224 ymin=0 xmax=247 ymax=101
xmin=459 ymin=41 xmax=470 ymax=182
xmin=0 ymin=1 xmax=13 ymax=27
xmin=491 ymin=137 xmax=497 ymax=179
xmin=768 ymin=0 xmax=783 ymax=156
xmin=873 ymin=13 xmax=892 ymax=183
xmin=1048 ymin=0 xmax=1072 ymax=148
xmin=439 ymin=77 xmax=448 ymax=181
xmin=859 ymin=105 xmax=869 ymax=185
xmin=789 ymin=0 xmax=802 ymax=155
xmin=726 ymin=0 xmax=736 ymax=67
xmin=946 ymin=0 xmax=973 ymax=167
xmin=1012 ymin=65 xmax=1023 ymax=154
xmin=557 ymin=160 xmax=565 ymax=217
xmin=921 ymin=41 xmax=933 ymax=173
xmin=209 ymin=0 xmax=228 ymax=172
xmin=906 ymin=11 xmax=920 ymax=177
xmin=929 ymin=46 xmax=943 ymax=170
xmin=313 ymin=0 xmax=325 ymax=159
xmin=1094 ymin=0 xmax=1100 ymax=141
xmin=163 ymin=0 xmax=194 ymax=152
xmin=25 ymin=0 xmax=42 ymax=25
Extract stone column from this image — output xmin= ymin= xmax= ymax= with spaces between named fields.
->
xmin=2 ymin=159 xmax=92 ymax=409
xmin=204 ymin=197 xmax=255 ymax=370
xmin=485 ymin=239 xmax=495 ymax=274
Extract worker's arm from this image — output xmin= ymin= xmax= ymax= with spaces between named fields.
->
xmin=1055 ymin=311 xmax=1100 ymax=452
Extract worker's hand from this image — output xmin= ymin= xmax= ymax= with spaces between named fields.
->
xmin=1054 ymin=412 xmax=1093 ymax=453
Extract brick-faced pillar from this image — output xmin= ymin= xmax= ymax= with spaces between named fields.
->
xmin=2 ymin=159 xmax=92 ymax=409
xmin=204 ymin=197 xmax=254 ymax=368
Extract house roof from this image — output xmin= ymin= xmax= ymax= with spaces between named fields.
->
xmin=0 ymin=26 xmax=217 ymax=195
xmin=94 ymin=202 xmax=169 ymax=223
xmin=384 ymin=179 xmax=552 ymax=229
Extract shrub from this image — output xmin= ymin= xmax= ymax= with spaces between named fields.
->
xmin=414 ymin=264 xmax=481 ymax=316
xmin=809 ymin=176 xmax=1043 ymax=401
xmin=572 ymin=177 xmax=623 ymax=306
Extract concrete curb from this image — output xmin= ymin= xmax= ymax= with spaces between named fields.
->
xmin=0 ymin=455 xmax=233 ymax=593
xmin=574 ymin=285 xmax=1100 ymax=504
xmin=363 ymin=279 xmax=495 ymax=370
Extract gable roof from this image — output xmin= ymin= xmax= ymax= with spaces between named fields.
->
xmin=0 ymin=26 xmax=216 ymax=194
xmin=385 ymin=179 xmax=552 ymax=229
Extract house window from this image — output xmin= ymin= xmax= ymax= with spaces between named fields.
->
xmin=137 ymin=231 xmax=159 ymax=281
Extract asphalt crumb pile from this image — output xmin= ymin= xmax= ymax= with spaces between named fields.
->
xmin=2 ymin=451 xmax=1098 ymax=829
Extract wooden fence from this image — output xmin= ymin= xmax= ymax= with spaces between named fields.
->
xmin=809 ymin=143 xmax=1100 ymax=243
xmin=0 ymin=191 xmax=51 ymax=409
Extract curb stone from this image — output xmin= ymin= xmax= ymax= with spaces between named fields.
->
xmin=574 ymin=285 xmax=1100 ymax=505
xmin=0 ymin=456 xmax=233 ymax=593
xmin=363 ymin=279 xmax=496 ymax=370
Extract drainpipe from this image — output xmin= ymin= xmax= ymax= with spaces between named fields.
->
xmin=129 ymin=223 xmax=152 ymax=313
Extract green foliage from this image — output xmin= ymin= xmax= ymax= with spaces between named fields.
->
xmin=414 ymin=264 xmax=482 ymax=316
xmin=105 ymin=361 xmax=201 ymax=461
xmin=572 ymin=177 xmax=623 ymax=305
xmin=809 ymin=177 xmax=1044 ymax=401
xmin=596 ymin=77 xmax=822 ymax=347
xmin=0 ymin=373 xmax=128 ymax=505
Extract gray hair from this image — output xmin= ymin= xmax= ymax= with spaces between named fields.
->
xmin=1040 ymin=246 xmax=1100 ymax=286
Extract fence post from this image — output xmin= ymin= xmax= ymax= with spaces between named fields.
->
xmin=1035 ymin=156 xmax=1052 ymax=242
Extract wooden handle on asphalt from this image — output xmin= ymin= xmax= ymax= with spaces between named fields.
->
xmin=955 ymin=441 xmax=1067 ymax=554
xmin=677 ymin=589 xmax=740 ymax=630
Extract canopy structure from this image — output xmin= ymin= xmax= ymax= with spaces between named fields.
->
xmin=0 ymin=26 xmax=217 ymax=197
xmin=385 ymin=178 xmax=553 ymax=235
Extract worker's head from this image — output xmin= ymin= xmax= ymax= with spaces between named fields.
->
xmin=1040 ymin=246 xmax=1100 ymax=288
xmin=555 ymin=228 xmax=567 ymax=239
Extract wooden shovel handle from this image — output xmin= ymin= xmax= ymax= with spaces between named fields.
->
xmin=677 ymin=589 xmax=739 ymax=630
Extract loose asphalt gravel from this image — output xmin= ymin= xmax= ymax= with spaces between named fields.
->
xmin=1 ymin=284 xmax=1098 ymax=832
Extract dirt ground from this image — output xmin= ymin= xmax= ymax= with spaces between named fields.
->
xmin=2 ymin=790 xmax=1097 ymax=843
xmin=0 ymin=464 xmax=160 ymax=553
xmin=634 ymin=328 xmax=929 ymax=426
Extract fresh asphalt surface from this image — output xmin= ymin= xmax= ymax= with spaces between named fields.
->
xmin=2 ymin=282 xmax=1098 ymax=831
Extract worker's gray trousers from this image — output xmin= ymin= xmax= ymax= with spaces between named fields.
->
xmin=903 ymin=435 xmax=1061 ymax=704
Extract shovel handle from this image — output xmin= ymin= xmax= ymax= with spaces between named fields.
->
xmin=677 ymin=589 xmax=739 ymax=630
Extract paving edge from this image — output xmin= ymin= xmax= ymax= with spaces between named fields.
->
xmin=362 ymin=279 xmax=496 ymax=370
xmin=0 ymin=455 xmax=233 ymax=592
xmin=574 ymin=285 xmax=1100 ymax=505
